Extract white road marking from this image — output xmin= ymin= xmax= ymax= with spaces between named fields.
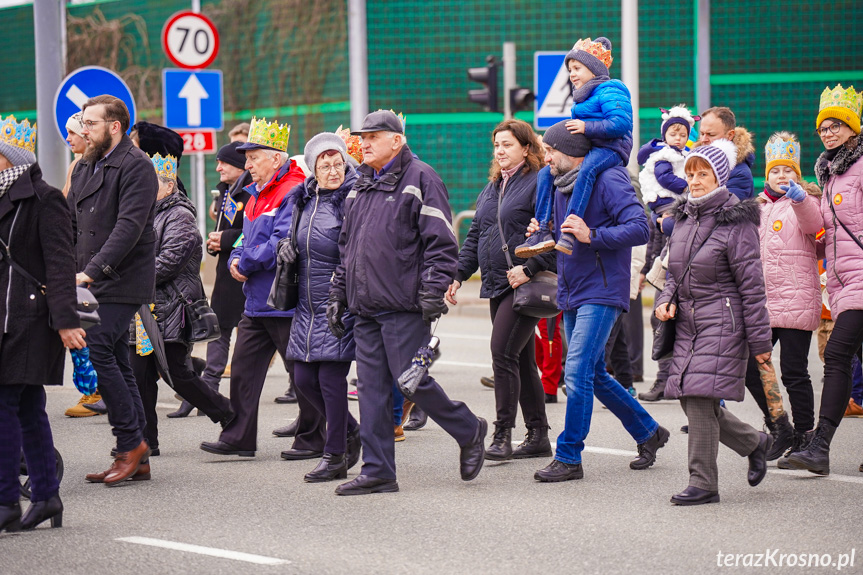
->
xmin=435 ymin=332 xmax=490 ymax=342
xmin=156 ymin=402 xmax=180 ymax=410
xmin=435 ymin=360 xmax=492 ymax=369
xmin=116 ymin=536 xmax=289 ymax=565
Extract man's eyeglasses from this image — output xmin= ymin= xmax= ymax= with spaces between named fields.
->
xmin=82 ymin=120 xmax=112 ymax=129
xmin=816 ymin=122 xmax=843 ymax=137
xmin=317 ymin=162 xmax=345 ymax=173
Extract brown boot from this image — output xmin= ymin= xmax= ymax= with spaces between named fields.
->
xmin=86 ymin=462 xmax=151 ymax=483
xmin=65 ymin=393 xmax=102 ymax=417
xmin=394 ymin=425 xmax=405 ymax=442
xmin=103 ymin=441 xmax=151 ymax=486
xmin=400 ymin=398 xmax=415 ymax=427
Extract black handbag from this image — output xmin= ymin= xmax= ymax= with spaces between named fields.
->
xmin=0 ymin=235 xmax=100 ymax=329
xmin=495 ymin=186 xmax=559 ymax=319
xmin=267 ymin=202 xmax=301 ymax=311
xmin=170 ymin=280 xmax=221 ymax=343
xmin=651 ymin=232 xmax=712 ymax=361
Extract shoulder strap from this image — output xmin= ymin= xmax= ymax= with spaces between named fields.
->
xmin=827 ymin=183 xmax=863 ymax=253
xmin=495 ymin=185 xmax=515 ymax=270
xmin=0 ymin=236 xmax=46 ymax=294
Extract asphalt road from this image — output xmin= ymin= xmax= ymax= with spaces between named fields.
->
xmin=4 ymin=281 xmax=862 ymax=575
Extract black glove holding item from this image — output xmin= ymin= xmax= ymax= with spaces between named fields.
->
xmin=419 ymin=290 xmax=448 ymax=325
xmin=277 ymin=237 xmax=298 ymax=266
xmin=326 ymin=292 xmax=347 ymax=338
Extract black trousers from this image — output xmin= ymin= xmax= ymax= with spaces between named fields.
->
xmin=820 ymin=309 xmax=863 ymax=426
xmin=87 ymin=303 xmax=146 ymax=451
xmin=201 ymin=327 xmax=233 ymax=389
xmin=489 ymin=291 xmax=547 ymax=429
xmin=0 ymin=386 xmax=57 ymax=504
xmin=744 ymin=328 xmax=815 ymax=432
xmin=354 ymin=312 xmax=479 ymax=480
xmin=133 ymin=341 xmax=233 ymax=449
xmin=605 ymin=312 xmax=633 ymax=388
xmin=624 ymin=292 xmax=644 ymax=378
xmin=293 ymin=361 xmax=358 ymax=454
xmin=218 ymin=315 xmax=324 ymax=451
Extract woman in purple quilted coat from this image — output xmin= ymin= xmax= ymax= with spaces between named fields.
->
xmin=655 ymin=140 xmax=774 ymax=506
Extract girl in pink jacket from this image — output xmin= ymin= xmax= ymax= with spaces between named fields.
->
xmin=743 ymin=132 xmax=822 ymax=466
xmin=787 ymin=84 xmax=863 ymax=476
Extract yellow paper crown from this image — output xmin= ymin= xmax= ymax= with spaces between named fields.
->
xmin=336 ymin=125 xmax=363 ymax=164
xmin=764 ymin=134 xmax=801 ymax=179
xmin=248 ymin=117 xmax=291 ymax=152
xmin=0 ymin=115 xmax=37 ymax=154
xmin=150 ymin=153 xmax=177 ymax=181
xmin=817 ymin=84 xmax=863 ymax=134
xmin=573 ymin=38 xmax=613 ymax=70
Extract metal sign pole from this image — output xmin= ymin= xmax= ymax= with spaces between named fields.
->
xmin=503 ymin=42 xmax=516 ymax=120
xmin=190 ymin=0 xmax=207 ymax=257
xmin=33 ymin=0 xmax=67 ymax=188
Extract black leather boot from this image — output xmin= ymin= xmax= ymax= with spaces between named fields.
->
xmin=765 ymin=413 xmax=794 ymax=461
xmin=484 ymin=425 xmax=512 ymax=461
xmin=512 ymin=426 xmax=552 ymax=459
xmin=637 ymin=379 xmax=665 ymax=401
xmin=21 ymin=494 xmax=63 ymax=530
xmin=786 ymin=419 xmax=837 ymax=475
xmin=167 ymin=400 xmax=195 ymax=418
xmin=0 ymin=502 xmax=22 ymax=533
xmin=777 ymin=429 xmax=814 ymax=469
xmin=304 ymin=453 xmax=348 ymax=483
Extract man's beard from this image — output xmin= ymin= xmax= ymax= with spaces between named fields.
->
xmin=83 ymin=130 xmax=113 ymax=163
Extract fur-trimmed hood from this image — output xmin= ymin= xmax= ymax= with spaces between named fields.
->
xmin=671 ymin=187 xmax=760 ymax=226
xmin=692 ymin=126 xmax=755 ymax=166
xmin=814 ymin=134 xmax=863 ymax=187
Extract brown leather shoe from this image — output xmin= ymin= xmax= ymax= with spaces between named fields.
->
xmin=103 ymin=441 xmax=151 ymax=486
xmin=86 ymin=462 xmax=151 ymax=483
xmin=394 ymin=425 xmax=405 ymax=442
xmin=844 ymin=398 xmax=863 ymax=418
xmin=400 ymin=399 xmax=415 ymax=427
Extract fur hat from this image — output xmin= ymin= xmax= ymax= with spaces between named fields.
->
xmin=685 ymin=139 xmax=737 ymax=186
xmin=660 ymin=105 xmax=700 ymax=141
xmin=133 ymin=122 xmax=184 ymax=166
xmin=564 ymin=37 xmax=613 ymax=77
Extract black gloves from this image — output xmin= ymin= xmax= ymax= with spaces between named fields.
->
xmin=327 ymin=292 xmax=347 ymax=338
xmin=277 ymin=237 xmax=298 ymax=266
xmin=419 ymin=290 xmax=448 ymax=325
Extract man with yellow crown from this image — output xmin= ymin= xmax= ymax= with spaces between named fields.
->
xmin=0 ymin=114 xmax=83 ymax=531
xmin=201 ymin=117 xmax=325 ymax=459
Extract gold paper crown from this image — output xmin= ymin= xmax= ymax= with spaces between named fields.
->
xmin=150 ymin=153 xmax=177 ymax=181
xmin=336 ymin=125 xmax=363 ymax=164
xmin=248 ymin=117 xmax=291 ymax=152
xmin=817 ymin=84 xmax=863 ymax=134
xmin=0 ymin=115 xmax=37 ymax=154
xmin=573 ymin=38 xmax=613 ymax=70
xmin=764 ymin=134 xmax=801 ymax=179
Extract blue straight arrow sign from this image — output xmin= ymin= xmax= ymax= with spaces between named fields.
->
xmin=163 ymin=69 xmax=223 ymax=130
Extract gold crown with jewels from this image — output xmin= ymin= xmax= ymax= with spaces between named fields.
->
xmin=764 ymin=134 xmax=801 ymax=179
xmin=573 ymin=38 xmax=613 ymax=70
xmin=247 ymin=117 xmax=291 ymax=152
xmin=0 ymin=115 xmax=37 ymax=154
xmin=817 ymin=84 xmax=862 ymax=134
xmin=150 ymin=153 xmax=177 ymax=181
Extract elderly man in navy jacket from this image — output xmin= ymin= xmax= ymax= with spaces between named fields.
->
xmin=328 ymin=110 xmax=487 ymax=495
xmin=531 ymin=121 xmax=670 ymax=483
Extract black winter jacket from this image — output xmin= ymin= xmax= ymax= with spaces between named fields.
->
xmin=286 ymin=170 xmax=357 ymax=363
xmin=332 ymin=145 xmax=458 ymax=317
xmin=211 ymin=171 xmax=252 ymax=329
xmin=69 ymin=135 xmax=157 ymax=304
xmin=152 ymin=192 xmax=204 ymax=343
xmin=0 ymin=164 xmax=79 ymax=386
xmin=456 ymin=169 xmax=554 ymax=299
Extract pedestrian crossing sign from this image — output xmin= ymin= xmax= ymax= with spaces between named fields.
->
xmin=533 ymin=52 xmax=571 ymax=130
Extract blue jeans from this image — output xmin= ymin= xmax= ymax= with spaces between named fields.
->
xmin=534 ymin=147 xmax=623 ymax=230
xmin=555 ymin=304 xmax=659 ymax=465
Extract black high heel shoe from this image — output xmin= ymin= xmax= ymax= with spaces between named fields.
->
xmin=21 ymin=495 xmax=63 ymax=530
xmin=0 ymin=502 xmax=22 ymax=533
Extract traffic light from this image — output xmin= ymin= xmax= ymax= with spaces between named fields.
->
xmin=509 ymin=86 xmax=535 ymax=115
xmin=467 ymin=55 xmax=499 ymax=113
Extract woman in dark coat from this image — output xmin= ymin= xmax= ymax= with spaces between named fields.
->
xmin=655 ymin=140 xmax=774 ymax=506
xmin=447 ymin=119 xmax=554 ymax=460
xmin=0 ymin=121 xmax=83 ymax=532
xmin=283 ymin=133 xmax=360 ymax=482
xmin=121 ymin=154 xmax=233 ymax=459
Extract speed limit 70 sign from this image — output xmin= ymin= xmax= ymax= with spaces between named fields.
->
xmin=162 ymin=11 xmax=219 ymax=69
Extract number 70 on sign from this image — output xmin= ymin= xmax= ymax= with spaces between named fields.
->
xmin=162 ymin=11 xmax=220 ymax=70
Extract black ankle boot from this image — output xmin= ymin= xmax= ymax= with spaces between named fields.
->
xmin=777 ymin=429 xmax=814 ymax=470
xmin=304 ymin=453 xmax=347 ymax=483
xmin=638 ymin=379 xmax=665 ymax=401
xmin=765 ymin=413 xmax=794 ymax=461
xmin=512 ymin=426 xmax=552 ymax=459
xmin=0 ymin=502 xmax=22 ymax=533
xmin=786 ymin=419 xmax=837 ymax=475
xmin=485 ymin=425 xmax=512 ymax=461
xmin=167 ymin=400 xmax=195 ymax=418
xmin=21 ymin=494 xmax=63 ymax=530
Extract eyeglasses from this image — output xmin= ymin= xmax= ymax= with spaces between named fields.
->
xmin=82 ymin=120 xmax=111 ymax=129
xmin=317 ymin=162 xmax=345 ymax=173
xmin=816 ymin=122 xmax=843 ymax=137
